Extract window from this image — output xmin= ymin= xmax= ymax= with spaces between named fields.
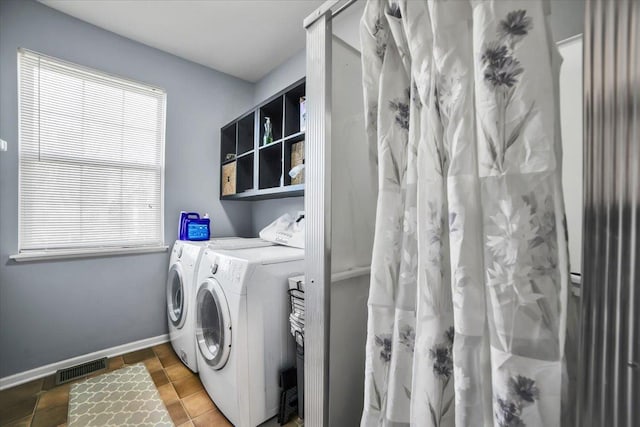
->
xmin=17 ymin=49 xmax=166 ymax=255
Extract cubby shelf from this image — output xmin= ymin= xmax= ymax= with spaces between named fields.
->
xmin=221 ymin=184 xmax=305 ymax=201
xmin=237 ymin=150 xmax=254 ymax=159
xmin=220 ymin=78 xmax=306 ymax=200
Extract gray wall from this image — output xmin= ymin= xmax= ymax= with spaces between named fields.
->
xmin=549 ymin=0 xmax=585 ymax=42
xmin=253 ymin=48 xmax=305 ymax=105
xmin=250 ymin=50 xmax=306 ymax=235
xmin=251 ymin=198 xmax=305 ymax=235
xmin=0 ymin=0 xmax=254 ymax=378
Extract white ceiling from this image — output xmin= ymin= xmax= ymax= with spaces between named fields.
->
xmin=39 ymin=0 xmax=325 ymax=82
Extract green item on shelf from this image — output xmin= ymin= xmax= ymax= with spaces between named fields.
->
xmin=264 ymin=116 xmax=273 ymax=145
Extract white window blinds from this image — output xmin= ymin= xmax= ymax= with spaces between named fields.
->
xmin=18 ymin=49 xmax=166 ymax=252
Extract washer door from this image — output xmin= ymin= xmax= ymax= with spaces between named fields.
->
xmin=196 ymin=278 xmax=231 ymax=370
xmin=167 ymin=264 xmax=186 ymax=328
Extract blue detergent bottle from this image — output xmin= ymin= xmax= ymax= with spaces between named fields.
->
xmin=178 ymin=212 xmax=210 ymax=241
xmin=179 ymin=212 xmax=198 ymax=240
xmin=187 ymin=213 xmax=210 ymax=241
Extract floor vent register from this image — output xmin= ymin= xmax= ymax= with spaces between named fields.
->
xmin=55 ymin=357 xmax=108 ymax=385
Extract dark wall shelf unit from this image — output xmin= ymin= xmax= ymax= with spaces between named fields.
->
xmin=219 ymin=78 xmax=305 ymax=200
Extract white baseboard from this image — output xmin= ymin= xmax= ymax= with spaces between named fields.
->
xmin=0 ymin=334 xmax=169 ymax=391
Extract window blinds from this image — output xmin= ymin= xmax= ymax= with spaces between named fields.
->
xmin=18 ymin=49 xmax=166 ymax=252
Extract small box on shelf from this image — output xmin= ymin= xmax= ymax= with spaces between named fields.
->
xmin=222 ymin=161 xmax=237 ymax=196
xmin=291 ymin=140 xmax=304 ymax=185
xmin=284 ymin=136 xmax=304 ymax=187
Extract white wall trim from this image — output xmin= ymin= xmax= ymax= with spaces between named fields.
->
xmin=557 ymin=33 xmax=583 ymax=46
xmin=0 ymin=334 xmax=169 ymax=391
xmin=331 ymin=266 xmax=370 ymax=283
xmin=10 ymin=245 xmax=169 ymax=262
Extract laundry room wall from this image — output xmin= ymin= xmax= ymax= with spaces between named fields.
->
xmin=250 ymin=49 xmax=306 ymax=235
xmin=548 ymin=0 xmax=585 ymax=42
xmin=252 ymin=48 xmax=306 ymax=105
xmin=0 ymin=0 xmax=255 ymax=379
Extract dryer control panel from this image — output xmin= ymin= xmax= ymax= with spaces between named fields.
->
xmin=200 ymin=250 xmax=250 ymax=295
xmin=214 ymin=256 xmax=233 ymax=281
xmin=213 ymin=255 xmax=249 ymax=295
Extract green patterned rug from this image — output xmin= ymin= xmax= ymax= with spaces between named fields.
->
xmin=68 ymin=363 xmax=172 ymax=426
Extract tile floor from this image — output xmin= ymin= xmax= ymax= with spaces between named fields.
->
xmin=0 ymin=343 xmax=301 ymax=427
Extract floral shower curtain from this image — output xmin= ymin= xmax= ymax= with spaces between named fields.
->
xmin=360 ymin=1 xmax=576 ymax=426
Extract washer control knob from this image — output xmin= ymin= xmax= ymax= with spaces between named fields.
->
xmin=211 ymin=263 xmax=218 ymax=274
xmin=177 ymin=246 xmax=183 ymax=258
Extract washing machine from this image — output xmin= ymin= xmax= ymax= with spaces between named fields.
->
xmin=195 ymin=245 xmax=304 ymax=426
xmin=166 ymin=238 xmax=273 ymax=372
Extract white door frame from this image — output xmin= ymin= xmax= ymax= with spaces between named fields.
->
xmin=303 ymin=5 xmax=332 ymax=427
xmin=303 ymin=1 xmax=358 ymax=426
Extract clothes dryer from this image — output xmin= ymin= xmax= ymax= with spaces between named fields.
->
xmin=195 ymin=246 xmax=304 ymax=426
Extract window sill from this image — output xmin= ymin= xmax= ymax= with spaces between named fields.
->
xmin=9 ymin=245 xmax=169 ymax=262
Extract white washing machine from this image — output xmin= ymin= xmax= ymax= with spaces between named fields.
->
xmin=195 ymin=245 xmax=304 ymax=426
xmin=166 ymin=238 xmax=273 ymax=372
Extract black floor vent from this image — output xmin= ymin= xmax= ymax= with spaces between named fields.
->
xmin=55 ymin=357 xmax=107 ymax=385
